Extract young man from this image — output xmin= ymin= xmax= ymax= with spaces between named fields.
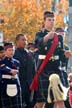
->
xmin=0 ymin=42 xmax=22 ymax=108
xmin=30 ymin=11 xmax=71 ymax=108
xmin=14 ymin=34 xmax=35 ymax=108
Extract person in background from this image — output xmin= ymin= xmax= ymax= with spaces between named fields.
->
xmin=55 ymin=27 xmax=72 ymax=87
xmin=55 ymin=27 xmax=72 ymax=108
xmin=0 ymin=45 xmax=4 ymax=59
xmin=26 ymin=42 xmax=36 ymax=60
xmin=14 ymin=34 xmax=35 ymax=108
xmin=27 ymin=42 xmax=39 ymax=67
xmin=0 ymin=42 xmax=22 ymax=108
xmin=27 ymin=42 xmax=35 ymax=51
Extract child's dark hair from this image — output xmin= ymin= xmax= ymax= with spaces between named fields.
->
xmin=15 ymin=34 xmax=24 ymax=41
xmin=43 ymin=11 xmax=54 ymax=20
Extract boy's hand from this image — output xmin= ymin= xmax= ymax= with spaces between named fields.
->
xmin=44 ymin=32 xmax=57 ymax=42
xmin=10 ymin=69 xmax=19 ymax=75
xmin=64 ymin=50 xmax=72 ymax=58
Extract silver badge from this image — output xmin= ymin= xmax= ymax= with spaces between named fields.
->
xmin=45 ymin=46 xmax=47 ymax=50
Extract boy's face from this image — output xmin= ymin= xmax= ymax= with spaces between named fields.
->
xmin=44 ymin=17 xmax=54 ymax=30
xmin=17 ymin=35 xmax=27 ymax=48
xmin=4 ymin=47 xmax=14 ymax=58
xmin=0 ymin=50 xmax=4 ymax=59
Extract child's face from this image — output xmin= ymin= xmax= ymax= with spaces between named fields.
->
xmin=4 ymin=47 xmax=14 ymax=58
xmin=44 ymin=17 xmax=54 ymax=30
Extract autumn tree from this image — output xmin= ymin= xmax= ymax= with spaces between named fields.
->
xmin=0 ymin=0 xmax=69 ymax=42
xmin=54 ymin=0 xmax=69 ymax=28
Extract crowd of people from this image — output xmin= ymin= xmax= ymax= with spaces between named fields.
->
xmin=0 ymin=10 xmax=72 ymax=108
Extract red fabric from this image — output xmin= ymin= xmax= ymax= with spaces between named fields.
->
xmin=69 ymin=90 xmax=72 ymax=108
xmin=30 ymin=34 xmax=58 ymax=90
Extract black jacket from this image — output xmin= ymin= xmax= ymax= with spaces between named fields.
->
xmin=14 ymin=48 xmax=35 ymax=87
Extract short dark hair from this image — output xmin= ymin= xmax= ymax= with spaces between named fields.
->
xmin=28 ymin=42 xmax=35 ymax=46
xmin=15 ymin=34 xmax=24 ymax=41
xmin=0 ymin=46 xmax=4 ymax=52
xmin=43 ymin=11 xmax=54 ymax=16
xmin=4 ymin=42 xmax=13 ymax=50
xmin=43 ymin=11 xmax=54 ymax=20
xmin=55 ymin=28 xmax=64 ymax=33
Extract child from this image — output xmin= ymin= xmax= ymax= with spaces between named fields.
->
xmin=0 ymin=42 xmax=22 ymax=108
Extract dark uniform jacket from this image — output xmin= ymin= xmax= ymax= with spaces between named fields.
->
xmin=35 ymin=29 xmax=64 ymax=71
xmin=14 ymin=48 xmax=35 ymax=106
xmin=0 ymin=57 xmax=22 ymax=108
xmin=14 ymin=48 xmax=35 ymax=85
xmin=0 ymin=57 xmax=20 ymax=86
